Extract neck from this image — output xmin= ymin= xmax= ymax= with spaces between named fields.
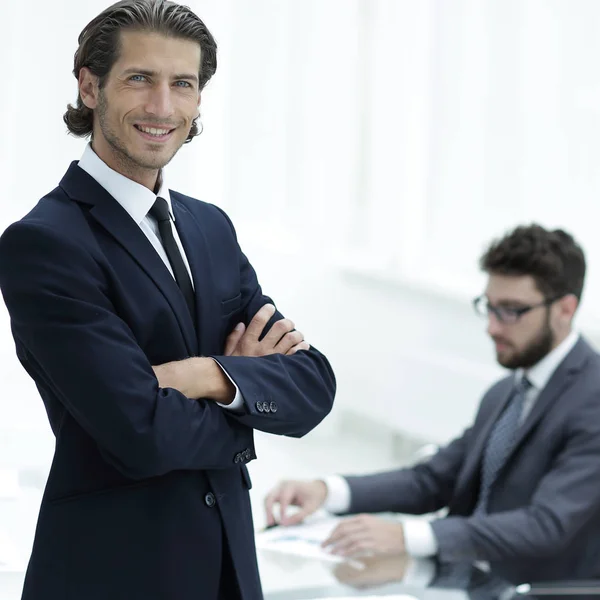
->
xmin=90 ymin=139 xmax=159 ymax=191
xmin=550 ymin=328 xmax=572 ymax=352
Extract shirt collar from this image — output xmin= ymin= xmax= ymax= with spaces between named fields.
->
xmin=516 ymin=330 xmax=580 ymax=390
xmin=77 ymin=143 xmax=174 ymax=224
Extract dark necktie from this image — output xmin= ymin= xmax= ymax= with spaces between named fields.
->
xmin=475 ymin=376 xmax=533 ymax=514
xmin=149 ymin=197 xmax=196 ymax=322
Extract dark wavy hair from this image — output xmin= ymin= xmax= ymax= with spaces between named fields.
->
xmin=480 ymin=224 xmax=586 ymax=302
xmin=63 ymin=0 xmax=217 ymax=143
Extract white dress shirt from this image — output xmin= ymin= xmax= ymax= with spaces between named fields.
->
xmin=78 ymin=143 xmax=244 ymax=410
xmin=323 ymin=330 xmax=580 ymax=579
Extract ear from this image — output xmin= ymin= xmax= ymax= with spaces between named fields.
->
xmin=556 ymin=293 xmax=579 ymax=323
xmin=79 ymin=67 xmax=100 ymax=110
xmin=196 ymin=93 xmax=201 ymax=117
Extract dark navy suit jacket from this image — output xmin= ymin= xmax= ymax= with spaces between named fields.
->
xmin=0 ymin=162 xmax=336 ymax=600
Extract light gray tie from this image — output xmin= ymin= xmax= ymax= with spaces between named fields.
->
xmin=475 ymin=376 xmax=532 ymax=514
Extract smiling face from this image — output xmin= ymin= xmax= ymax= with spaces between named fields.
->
xmin=79 ymin=29 xmax=201 ymax=189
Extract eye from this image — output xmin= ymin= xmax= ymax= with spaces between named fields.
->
xmin=129 ymin=74 xmax=147 ymax=82
xmin=174 ymin=81 xmax=192 ymax=88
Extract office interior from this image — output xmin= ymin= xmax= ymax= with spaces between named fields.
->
xmin=2 ymin=1 xmax=600 ymax=598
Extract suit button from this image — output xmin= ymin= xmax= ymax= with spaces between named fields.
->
xmin=255 ymin=401 xmax=264 ymax=413
xmin=234 ymin=453 xmax=243 ymax=464
xmin=204 ymin=492 xmax=216 ymax=507
xmin=269 ymin=402 xmax=278 ymax=413
xmin=262 ymin=401 xmax=271 ymax=413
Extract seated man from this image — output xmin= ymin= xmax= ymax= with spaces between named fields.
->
xmin=264 ymin=224 xmax=600 ymax=584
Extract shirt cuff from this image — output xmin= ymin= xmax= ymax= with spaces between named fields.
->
xmin=402 ymin=557 xmax=437 ymax=587
xmin=322 ymin=475 xmax=351 ymax=514
xmin=403 ymin=519 xmax=439 ymax=558
xmin=211 ymin=358 xmax=244 ymax=411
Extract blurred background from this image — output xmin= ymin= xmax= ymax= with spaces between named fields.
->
xmin=2 ymin=0 xmax=600 ymax=595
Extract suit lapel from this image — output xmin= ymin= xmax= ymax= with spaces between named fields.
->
xmin=457 ymin=337 xmax=592 ymax=495
xmin=510 ymin=337 xmax=590 ymax=456
xmin=511 ymin=372 xmax=572 ymax=452
xmin=171 ymin=198 xmax=217 ymax=356
xmin=60 ymin=163 xmax=198 ymax=356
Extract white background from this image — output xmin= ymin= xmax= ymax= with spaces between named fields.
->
xmin=2 ymin=0 xmax=600 ymax=464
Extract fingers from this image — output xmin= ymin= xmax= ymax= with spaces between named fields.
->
xmin=264 ymin=485 xmax=281 ymax=527
xmin=333 ymin=537 xmax=375 ymax=557
xmin=273 ymin=329 xmax=304 ymax=354
xmin=322 ymin=517 xmax=365 ymax=548
xmin=245 ymin=304 xmax=277 ymax=341
xmin=263 ymin=481 xmax=298 ymax=526
xmin=287 ymin=341 xmax=310 ymax=355
xmin=325 ymin=519 xmax=373 ymax=556
xmin=224 ymin=322 xmax=245 ymax=356
xmin=279 ymin=502 xmax=314 ymax=526
xmin=277 ymin=482 xmax=298 ymax=525
xmin=262 ymin=316 xmax=295 ymax=349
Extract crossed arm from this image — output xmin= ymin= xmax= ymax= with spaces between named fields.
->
xmin=153 ymin=303 xmax=310 ymax=404
xmin=0 ymin=221 xmax=335 ymax=480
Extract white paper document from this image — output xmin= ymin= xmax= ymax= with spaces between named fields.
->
xmin=256 ymin=516 xmax=364 ymax=569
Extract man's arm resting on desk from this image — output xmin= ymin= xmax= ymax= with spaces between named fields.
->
xmin=323 ymin=474 xmax=438 ymax=557
xmin=431 ymin=397 xmax=600 ymax=563
xmin=324 ymin=475 xmax=438 ymax=585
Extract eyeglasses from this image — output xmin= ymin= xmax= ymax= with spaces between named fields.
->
xmin=473 ymin=295 xmax=560 ymax=325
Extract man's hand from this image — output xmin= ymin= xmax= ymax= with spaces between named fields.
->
xmin=264 ymin=479 xmax=328 ymax=526
xmin=224 ymin=304 xmax=310 ymax=357
xmin=152 ymin=357 xmax=235 ymax=403
xmin=333 ymin=553 xmax=409 ymax=589
xmin=322 ymin=515 xmax=406 ymax=557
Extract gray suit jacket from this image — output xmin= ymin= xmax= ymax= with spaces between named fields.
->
xmin=343 ymin=337 xmax=600 ymax=584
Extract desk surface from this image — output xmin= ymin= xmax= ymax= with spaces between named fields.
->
xmin=258 ymin=550 xmax=490 ymax=600
xmin=1 ymin=487 xmax=599 ymax=600
xmin=258 ymin=550 xmax=600 ymax=600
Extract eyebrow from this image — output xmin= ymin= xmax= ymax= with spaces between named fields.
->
xmin=122 ymin=68 xmax=199 ymax=83
xmin=494 ymin=299 xmax=530 ymax=307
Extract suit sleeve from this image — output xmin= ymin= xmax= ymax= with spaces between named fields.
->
xmin=211 ymin=209 xmax=336 ymax=438
xmin=0 ymin=222 xmax=254 ymax=480
xmin=339 ymin=429 xmax=471 ymax=515
xmin=430 ymin=393 xmax=600 ymax=562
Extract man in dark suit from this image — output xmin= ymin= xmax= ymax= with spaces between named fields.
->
xmin=265 ymin=224 xmax=600 ymax=584
xmin=0 ymin=2 xmax=335 ymax=599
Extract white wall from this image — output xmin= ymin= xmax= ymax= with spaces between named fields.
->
xmin=2 ymin=0 xmax=600 ymax=470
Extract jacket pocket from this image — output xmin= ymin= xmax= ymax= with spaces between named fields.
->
xmin=221 ymin=293 xmax=242 ymax=317
xmin=48 ymin=479 xmax=154 ymax=506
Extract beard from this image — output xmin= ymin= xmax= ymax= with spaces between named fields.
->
xmin=95 ymin=90 xmax=184 ymax=173
xmin=495 ymin=313 xmax=554 ymax=370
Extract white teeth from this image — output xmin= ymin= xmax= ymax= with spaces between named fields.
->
xmin=138 ymin=126 xmax=171 ymax=136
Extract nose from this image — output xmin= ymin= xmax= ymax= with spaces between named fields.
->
xmin=487 ymin=313 xmax=504 ymax=337
xmin=144 ymin=83 xmax=174 ymax=118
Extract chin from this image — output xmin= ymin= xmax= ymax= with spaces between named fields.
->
xmin=496 ymin=352 xmax=514 ymax=369
xmin=133 ymin=149 xmax=175 ymax=170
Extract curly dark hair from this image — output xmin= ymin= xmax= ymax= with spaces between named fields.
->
xmin=63 ymin=0 xmax=217 ymax=143
xmin=480 ymin=224 xmax=586 ymax=301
